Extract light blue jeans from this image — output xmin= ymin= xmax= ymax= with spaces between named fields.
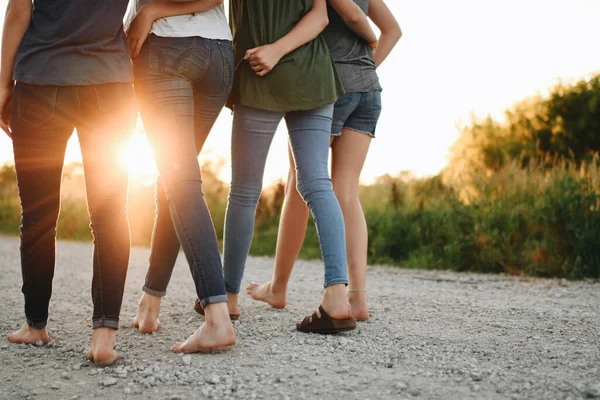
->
xmin=223 ymin=104 xmax=348 ymax=293
xmin=134 ymin=35 xmax=233 ymax=308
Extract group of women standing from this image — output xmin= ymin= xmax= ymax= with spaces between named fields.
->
xmin=128 ymin=0 xmax=401 ymax=353
xmin=2 ymin=0 xmax=400 ymax=365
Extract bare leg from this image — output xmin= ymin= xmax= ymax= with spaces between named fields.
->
xmin=132 ymin=292 xmax=162 ymax=334
xmin=8 ymin=324 xmax=50 ymax=345
xmin=226 ymin=292 xmax=239 ymax=317
xmin=247 ymin=145 xmax=309 ymax=308
xmin=86 ymin=328 xmax=119 ymax=367
xmin=172 ymin=302 xmax=235 ymax=353
xmin=331 ymin=129 xmax=372 ymax=320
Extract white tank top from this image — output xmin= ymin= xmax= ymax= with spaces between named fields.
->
xmin=126 ymin=1 xmax=232 ymax=41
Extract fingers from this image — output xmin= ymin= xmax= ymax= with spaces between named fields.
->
xmin=256 ymin=69 xmax=270 ymax=77
xmin=0 ymin=116 xmax=11 ymax=138
xmin=245 ymin=47 xmax=260 ymax=60
xmin=250 ymin=64 xmax=271 ymax=76
xmin=127 ymin=37 xmax=137 ymax=59
xmin=248 ymin=57 xmax=272 ymax=76
xmin=134 ymin=37 xmax=145 ymax=59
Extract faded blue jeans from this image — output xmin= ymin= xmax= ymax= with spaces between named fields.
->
xmin=133 ymin=35 xmax=233 ymax=308
xmin=223 ymin=104 xmax=349 ymax=293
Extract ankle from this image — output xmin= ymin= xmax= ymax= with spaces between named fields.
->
xmin=140 ymin=292 xmax=161 ymax=306
xmin=324 ymin=283 xmax=348 ymax=298
xmin=203 ymin=303 xmax=231 ymax=324
xmin=93 ymin=326 xmax=116 ymax=338
xmin=270 ymin=280 xmax=287 ymax=294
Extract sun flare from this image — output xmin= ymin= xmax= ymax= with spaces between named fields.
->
xmin=123 ymin=134 xmax=157 ymax=185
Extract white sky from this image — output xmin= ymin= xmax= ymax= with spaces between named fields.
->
xmin=1 ymin=0 xmax=599 ymax=184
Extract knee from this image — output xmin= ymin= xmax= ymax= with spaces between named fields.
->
xmin=296 ymin=176 xmax=333 ymax=203
xmin=161 ymin=168 xmax=203 ymax=195
xmin=89 ymin=208 xmax=129 ymax=231
xmin=228 ymin=182 xmax=262 ymax=208
xmin=20 ymin=208 xmax=60 ymax=235
xmin=333 ymin=186 xmax=359 ymax=211
xmin=285 ymin=172 xmax=300 ymax=198
xmin=20 ymin=196 xmax=61 ymax=234
xmin=88 ymin=197 xmax=129 ymax=231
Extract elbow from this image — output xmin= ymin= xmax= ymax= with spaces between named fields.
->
xmin=212 ymin=0 xmax=224 ymax=5
xmin=6 ymin=6 xmax=31 ymax=25
xmin=385 ymin=23 xmax=402 ymax=43
xmin=344 ymin=11 xmax=362 ymax=25
xmin=319 ymin=14 xmax=329 ymax=31
xmin=396 ymin=25 xmax=403 ymax=40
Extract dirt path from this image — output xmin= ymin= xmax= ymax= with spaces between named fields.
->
xmin=0 ymin=236 xmax=599 ymax=399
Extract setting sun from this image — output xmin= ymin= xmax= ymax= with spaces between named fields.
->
xmin=123 ymin=132 xmax=157 ymax=186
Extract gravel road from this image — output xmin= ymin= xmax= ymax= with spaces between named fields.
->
xmin=0 ymin=236 xmax=599 ymax=400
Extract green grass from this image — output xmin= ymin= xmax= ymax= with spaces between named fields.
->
xmin=0 ymin=158 xmax=598 ymax=279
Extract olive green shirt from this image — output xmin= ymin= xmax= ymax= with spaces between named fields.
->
xmin=228 ymin=0 xmax=345 ymax=112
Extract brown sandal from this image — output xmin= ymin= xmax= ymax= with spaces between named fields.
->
xmin=194 ymin=298 xmax=240 ymax=321
xmin=296 ymin=305 xmax=356 ymax=334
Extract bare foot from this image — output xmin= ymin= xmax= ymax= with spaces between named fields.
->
xmin=348 ymin=291 xmax=370 ymax=321
xmin=86 ymin=327 xmax=118 ymax=367
xmin=246 ymin=281 xmax=286 ymax=309
xmin=172 ymin=303 xmax=235 ymax=353
xmin=7 ymin=324 xmax=50 ymax=345
xmin=132 ymin=292 xmax=161 ymax=334
xmin=226 ymin=292 xmax=240 ymax=318
xmin=321 ymin=284 xmax=353 ymax=320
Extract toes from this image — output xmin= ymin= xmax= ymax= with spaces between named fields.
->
xmin=132 ymin=319 xmax=139 ymax=328
xmin=171 ymin=342 xmax=184 ymax=353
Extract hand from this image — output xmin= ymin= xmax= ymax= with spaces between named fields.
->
xmin=0 ymin=84 xmax=13 ymax=138
xmin=245 ymin=44 xmax=285 ymax=77
xmin=126 ymin=5 xmax=156 ymax=59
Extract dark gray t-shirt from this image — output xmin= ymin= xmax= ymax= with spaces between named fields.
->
xmin=321 ymin=0 xmax=382 ymax=93
xmin=14 ymin=0 xmax=133 ymax=86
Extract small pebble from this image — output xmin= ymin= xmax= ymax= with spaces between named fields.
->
xmin=584 ymin=384 xmax=600 ymax=398
xmin=103 ymin=377 xmax=118 ymax=387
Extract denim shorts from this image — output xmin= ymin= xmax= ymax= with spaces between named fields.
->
xmin=331 ymin=91 xmax=382 ymax=138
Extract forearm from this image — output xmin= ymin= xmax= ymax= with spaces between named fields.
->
xmin=143 ymin=0 xmax=223 ymax=20
xmin=368 ymin=0 xmax=401 ymax=67
xmin=373 ymin=27 xmax=401 ymax=67
xmin=329 ymin=0 xmax=377 ymax=44
xmin=344 ymin=14 xmax=377 ymax=44
xmin=272 ymin=0 xmax=328 ymax=57
xmin=0 ymin=2 xmax=31 ymax=87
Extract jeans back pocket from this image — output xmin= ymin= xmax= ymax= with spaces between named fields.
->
xmin=217 ymin=41 xmax=235 ymax=94
xmin=148 ymin=35 xmax=198 ymax=79
xmin=15 ymin=83 xmax=58 ymax=127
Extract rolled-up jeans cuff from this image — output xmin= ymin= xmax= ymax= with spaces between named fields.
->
xmin=92 ymin=318 xmax=119 ymax=330
xmin=224 ymin=284 xmax=240 ymax=295
xmin=143 ymin=285 xmax=167 ymax=297
xmin=200 ymin=294 xmax=228 ymax=309
xmin=27 ymin=318 xmax=48 ymax=330
xmin=324 ymin=279 xmax=349 ymax=289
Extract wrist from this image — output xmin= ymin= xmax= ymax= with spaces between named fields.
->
xmin=140 ymin=3 xmax=160 ymax=21
xmin=367 ymin=41 xmax=378 ymax=50
xmin=272 ymin=40 xmax=289 ymax=59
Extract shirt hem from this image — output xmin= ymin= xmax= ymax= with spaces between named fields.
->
xmin=14 ymin=75 xmax=134 ymax=86
xmin=150 ymin=30 xmax=232 ymax=41
xmin=233 ymin=97 xmax=340 ymax=113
